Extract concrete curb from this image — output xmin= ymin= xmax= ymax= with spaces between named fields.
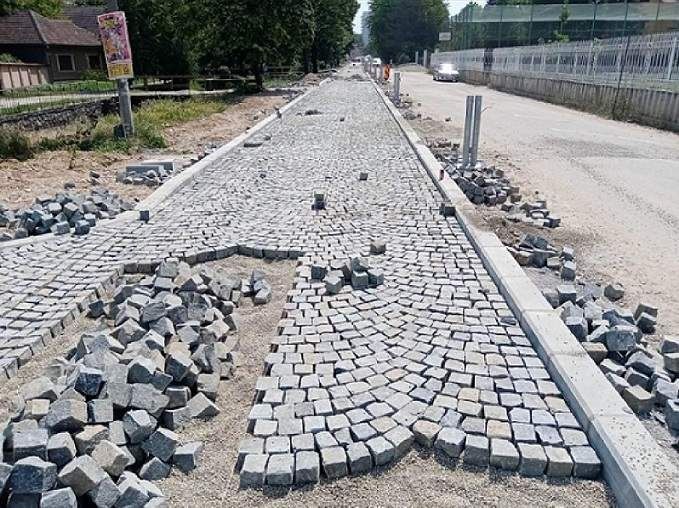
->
xmin=0 ymin=82 xmax=323 ymax=251
xmin=371 ymin=78 xmax=679 ymax=507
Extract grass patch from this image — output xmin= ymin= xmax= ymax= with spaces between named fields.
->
xmin=0 ymin=128 xmax=33 ymax=160
xmin=88 ymin=97 xmax=231 ymax=152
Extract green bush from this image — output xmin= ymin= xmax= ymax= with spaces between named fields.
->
xmin=0 ymin=53 xmax=19 ymax=63
xmin=81 ymin=69 xmax=109 ymax=82
xmin=0 ymin=128 xmax=33 ymax=160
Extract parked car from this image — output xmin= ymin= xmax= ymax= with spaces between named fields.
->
xmin=433 ymin=63 xmax=460 ymax=82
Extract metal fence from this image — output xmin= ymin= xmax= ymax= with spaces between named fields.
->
xmin=432 ymin=31 xmax=679 ymax=91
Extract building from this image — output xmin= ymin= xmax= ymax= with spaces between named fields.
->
xmin=361 ymin=11 xmax=371 ymax=48
xmin=0 ymin=10 xmax=103 ymax=82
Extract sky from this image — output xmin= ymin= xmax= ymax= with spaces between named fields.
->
xmin=353 ymin=0 xmax=483 ymax=32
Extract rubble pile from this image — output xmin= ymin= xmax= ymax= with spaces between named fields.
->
xmin=0 ymin=258 xmax=272 ymax=506
xmin=313 ymin=241 xmax=387 ymax=295
xmin=0 ymin=188 xmax=134 ymax=242
xmin=545 ymin=278 xmax=678 ymax=435
xmin=426 ymin=140 xmax=561 ymax=229
xmin=507 ymin=234 xmax=576 ymax=281
xmin=117 ymin=161 xmax=183 ymax=187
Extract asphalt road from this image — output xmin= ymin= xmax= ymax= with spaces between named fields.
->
xmin=399 ymin=69 xmax=679 ymax=336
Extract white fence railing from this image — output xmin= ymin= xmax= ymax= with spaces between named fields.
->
xmin=431 ymin=31 xmax=679 ymax=91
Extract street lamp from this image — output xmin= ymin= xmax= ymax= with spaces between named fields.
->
xmin=590 ymin=0 xmax=600 ymax=40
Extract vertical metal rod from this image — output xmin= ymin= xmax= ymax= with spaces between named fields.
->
xmin=117 ymin=78 xmax=134 ymax=136
xmin=393 ymin=72 xmax=401 ymax=103
xmin=424 ymin=49 xmax=429 ymax=69
xmin=668 ymin=36 xmax=677 ymax=80
xmin=470 ymin=96 xmax=483 ymax=167
xmin=462 ymin=96 xmax=474 ymax=167
xmin=415 ymin=51 xmax=419 ymax=65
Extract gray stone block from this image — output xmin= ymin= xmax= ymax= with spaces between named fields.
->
xmin=57 ymin=455 xmax=107 ymax=496
xmin=266 ymin=453 xmax=294 ymax=485
xmin=490 ymin=439 xmax=519 ymax=471
xmin=47 ymin=433 xmax=76 ymax=467
xmin=45 ymin=399 xmax=87 ymax=432
xmin=240 ymin=454 xmax=268 ymax=488
xmin=139 ymin=457 xmax=170 ymax=480
xmin=517 ymin=443 xmax=547 ymax=476
xmin=74 ymin=425 xmax=109 ymax=455
xmin=346 ymin=442 xmax=372 ymax=474
xmin=9 ymin=457 xmax=57 ymax=494
xmin=122 ymin=410 xmax=157 ymax=444
xmin=13 ymin=429 xmax=49 ymax=461
xmin=366 ymin=436 xmax=395 ymax=466
xmin=320 ymin=446 xmax=348 ymax=479
xmin=40 ymin=487 xmax=77 ymax=508
xmin=294 ymin=451 xmax=320 ymax=483
xmin=434 ymin=427 xmax=466 ymax=458
xmin=88 ymin=476 xmax=120 ymax=508
xmin=545 ymin=446 xmax=573 ymax=477
xmin=173 ymin=442 xmax=204 ymax=474
xmin=91 ymin=440 xmax=129 ymax=477
xmin=570 ymin=446 xmax=601 ymax=479
xmin=463 ymin=434 xmax=489 ymax=466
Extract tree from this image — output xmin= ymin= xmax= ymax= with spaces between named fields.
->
xmin=306 ymin=0 xmax=359 ymax=73
xmin=0 ymin=0 xmax=62 ymax=16
xmin=369 ymin=0 xmax=449 ymax=63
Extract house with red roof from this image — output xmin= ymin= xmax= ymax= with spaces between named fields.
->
xmin=0 ymin=10 xmax=103 ymax=82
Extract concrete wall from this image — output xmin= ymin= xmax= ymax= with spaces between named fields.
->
xmin=460 ymin=70 xmax=679 ymax=132
xmin=0 ymin=62 xmax=49 ymax=91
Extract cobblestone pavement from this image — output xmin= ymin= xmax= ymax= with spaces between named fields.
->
xmin=0 ymin=77 xmax=600 ymax=484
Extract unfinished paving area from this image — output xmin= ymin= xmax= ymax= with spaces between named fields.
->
xmin=0 ymin=76 xmax=613 ymax=504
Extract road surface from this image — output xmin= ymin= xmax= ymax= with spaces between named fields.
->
xmin=399 ymin=69 xmax=679 ymax=337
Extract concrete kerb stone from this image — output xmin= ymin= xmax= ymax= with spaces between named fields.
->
xmin=371 ymin=77 xmax=679 ymax=507
xmin=0 ymin=81 xmax=324 ymax=251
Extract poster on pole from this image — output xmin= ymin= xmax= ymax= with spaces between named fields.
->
xmin=97 ymin=11 xmax=134 ymax=80
xmin=439 ymin=32 xmax=452 ymax=42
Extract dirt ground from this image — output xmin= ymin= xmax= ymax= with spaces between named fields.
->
xmin=0 ymin=93 xmax=290 ymax=211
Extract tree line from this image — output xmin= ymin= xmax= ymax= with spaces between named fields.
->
xmin=368 ymin=0 xmax=450 ymax=64
xmin=0 ymin=0 xmax=359 ymax=86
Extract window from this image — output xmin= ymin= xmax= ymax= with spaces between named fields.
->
xmin=57 ymin=54 xmax=75 ymax=72
xmin=88 ymin=54 xmax=101 ymax=69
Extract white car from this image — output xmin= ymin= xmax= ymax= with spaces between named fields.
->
xmin=433 ymin=63 xmax=460 ymax=82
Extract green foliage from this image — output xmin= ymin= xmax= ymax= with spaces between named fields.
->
xmin=88 ymin=98 xmax=228 ymax=152
xmin=0 ymin=0 xmax=62 ymax=16
xmin=0 ymin=128 xmax=33 ymax=161
xmin=369 ymin=0 xmax=449 ymax=62
xmin=81 ymin=69 xmax=108 ymax=82
xmin=0 ymin=53 xmax=19 ymax=63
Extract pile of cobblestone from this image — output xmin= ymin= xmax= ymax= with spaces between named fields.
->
xmin=313 ymin=242 xmax=387 ymax=296
xmin=0 ymin=188 xmax=134 ymax=242
xmin=117 ymin=161 xmax=182 ymax=187
xmin=545 ymin=278 xmax=679 ymax=431
xmin=0 ymin=258 xmax=260 ymax=506
xmin=508 ymin=234 xmax=576 ymax=281
xmin=428 ymin=140 xmax=561 ymax=229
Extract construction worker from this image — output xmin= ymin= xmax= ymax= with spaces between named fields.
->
xmin=384 ymin=63 xmax=391 ymax=81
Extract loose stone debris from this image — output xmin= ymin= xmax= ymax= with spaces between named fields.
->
xmin=117 ymin=161 xmax=184 ymax=187
xmin=507 ymin=234 xmax=575 ymax=281
xmin=0 ymin=188 xmax=134 ymax=242
xmin=428 ymin=141 xmax=560 ymax=229
xmin=0 ymin=257 xmax=271 ymax=506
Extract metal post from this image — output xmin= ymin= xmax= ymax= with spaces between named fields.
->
xmin=621 ymin=0 xmax=629 ymax=37
xmin=667 ymin=36 xmax=677 ymax=80
xmin=591 ymin=0 xmax=598 ymax=40
xmin=462 ymin=96 xmax=474 ymax=167
xmin=470 ymin=96 xmax=483 ymax=167
xmin=393 ymin=72 xmax=401 ymax=103
xmin=117 ymin=78 xmax=134 ymax=137
xmin=415 ymin=51 xmax=419 ymax=65
xmin=498 ymin=4 xmax=504 ymax=48
xmin=528 ymin=1 xmax=534 ymax=44
xmin=424 ymin=49 xmax=429 ymax=69
xmin=612 ymin=34 xmax=632 ymax=119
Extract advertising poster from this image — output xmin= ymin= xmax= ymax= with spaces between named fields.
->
xmin=97 ymin=11 xmax=134 ymax=80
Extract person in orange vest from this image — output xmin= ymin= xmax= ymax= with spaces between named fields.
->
xmin=384 ymin=63 xmax=391 ymax=81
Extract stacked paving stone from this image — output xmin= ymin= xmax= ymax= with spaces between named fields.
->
xmin=0 ymin=257 xmax=259 ymax=506
xmin=313 ymin=242 xmax=387 ymax=296
xmin=0 ymin=79 xmax=602 ymax=489
xmin=507 ymin=234 xmax=576 ymax=281
xmin=0 ymin=189 xmax=134 ymax=242
xmin=117 ymin=161 xmax=182 ymax=187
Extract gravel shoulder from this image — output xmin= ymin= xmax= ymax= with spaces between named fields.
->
xmin=398 ymin=70 xmax=679 ymax=342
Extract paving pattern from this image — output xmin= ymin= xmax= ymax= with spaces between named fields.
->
xmin=0 ymin=77 xmax=600 ymax=485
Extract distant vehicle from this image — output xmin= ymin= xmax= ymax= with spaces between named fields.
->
xmin=372 ymin=57 xmax=382 ymax=66
xmin=433 ymin=63 xmax=460 ymax=82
